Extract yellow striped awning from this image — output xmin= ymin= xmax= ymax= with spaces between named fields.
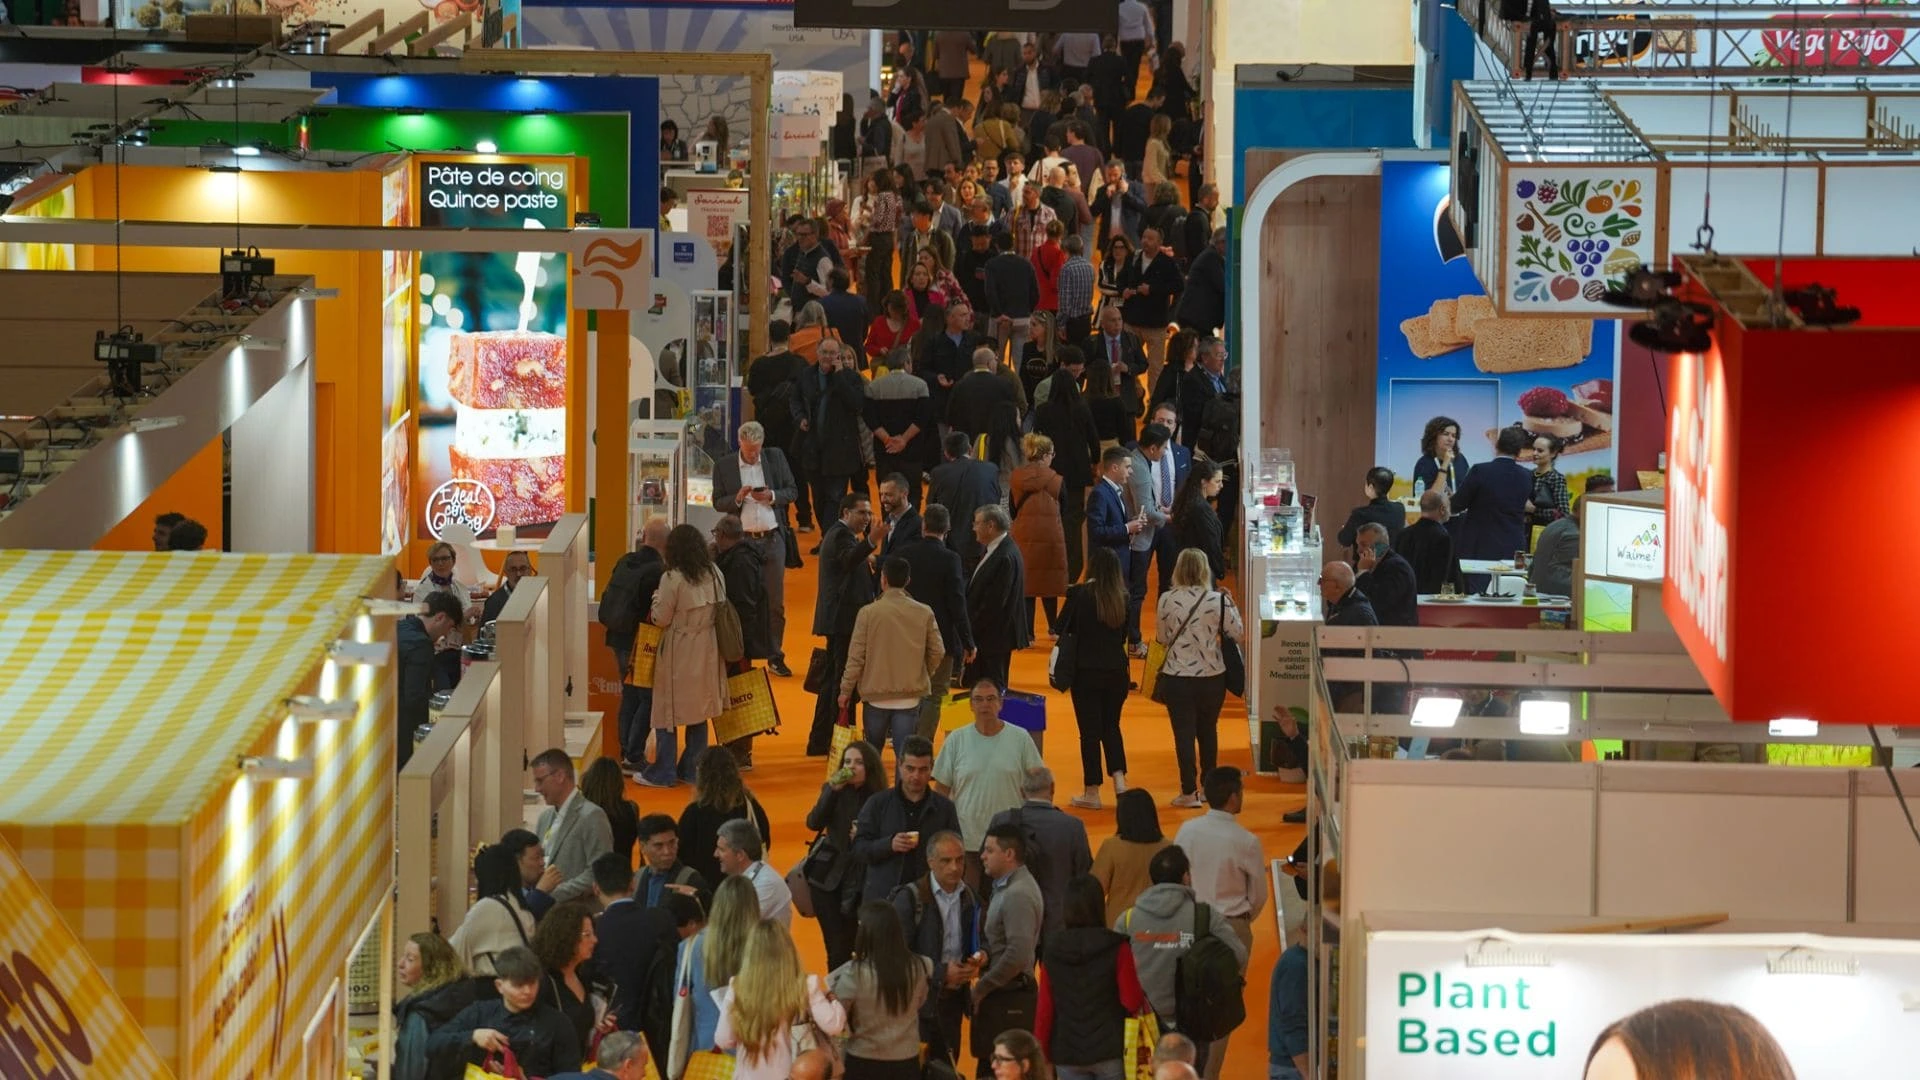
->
xmin=0 ymin=550 xmax=391 ymax=617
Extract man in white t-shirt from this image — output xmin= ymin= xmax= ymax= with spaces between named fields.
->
xmin=1117 ymin=0 xmax=1156 ymax=91
xmin=932 ymin=679 xmax=1044 ymax=891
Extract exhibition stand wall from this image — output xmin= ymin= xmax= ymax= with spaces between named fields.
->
xmin=398 ymin=659 xmax=506 ymax=947
xmin=0 ymin=551 xmax=397 ymax=1076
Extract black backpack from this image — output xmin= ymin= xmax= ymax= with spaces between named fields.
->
xmin=1174 ymin=902 xmax=1246 ymax=1042
xmin=597 ymin=553 xmax=649 ymax=636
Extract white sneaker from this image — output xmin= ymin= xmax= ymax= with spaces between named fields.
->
xmin=1170 ymin=792 xmax=1204 ymax=809
xmin=1070 ymin=789 xmax=1103 ymax=810
xmin=1112 ymin=771 xmax=1129 ymax=794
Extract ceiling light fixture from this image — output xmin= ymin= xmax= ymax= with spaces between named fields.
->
xmin=1769 ymin=717 xmax=1818 ymax=738
xmin=1518 ymin=699 xmax=1572 ymax=736
xmin=475 ymin=139 xmax=498 ymax=154
xmin=238 ymin=755 xmax=314 ymax=780
xmin=286 ymin=694 xmax=357 ymax=721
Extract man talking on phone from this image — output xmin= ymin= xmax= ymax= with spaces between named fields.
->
xmin=1353 ymin=522 xmax=1416 ymax=628
xmin=712 ymin=421 xmax=799 ymax=677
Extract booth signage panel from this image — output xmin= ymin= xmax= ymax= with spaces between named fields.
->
xmin=1365 ymin=930 xmax=1920 ymax=1079
xmin=792 ymin=0 xmax=1116 ymax=32
xmin=1255 ymin=619 xmax=1315 ymax=774
xmin=0 ymin=834 xmax=173 ymax=1078
xmin=1376 ymin=161 xmax=1620 ymax=501
xmin=1585 ymin=501 xmax=1663 ymax=582
xmin=1532 ymin=3 xmax=1914 ymax=75
xmin=687 ymin=190 xmax=751 ymax=249
xmin=1503 ymin=168 xmax=1659 ymax=315
xmin=413 ymin=155 xmax=575 ymax=541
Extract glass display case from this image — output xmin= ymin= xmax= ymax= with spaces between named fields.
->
xmin=629 ymin=419 xmax=684 ymax=532
xmin=1242 ymin=448 xmax=1324 ymax=775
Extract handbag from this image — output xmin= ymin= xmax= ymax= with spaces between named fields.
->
xmin=464 ymin=1047 xmax=524 ymax=1080
xmin=712 ymin=578 xmax=746 ymax=663
xmin=802 ymin=646 xmax=833 ymax=695
xmin=1217 ymin=592 xmax=1245 ymax=697
xmin=625 ymin=622 xmax=665 ymax=689
xmin=784 ymin=525 xmax=804 ymax=570
xmin=666 ymin=944 xmax=695 ymax=1079
xmin=1123 ymin=1010 xmax=1161 ymax=1080
xmin=786 ymin=856 xmax=819 ymax=919
xmin=1147 ymin=592 xmax=1207 ymax=704
xmin=714 ymin=667 xmax=781 ymax=743
xmin=801 ymin=828 xmax=846 ymax=892
xmin=826 ymin=703 xmax=856 ymax=778
xmin=1048 ymin=589 xmax=1078 ymax=692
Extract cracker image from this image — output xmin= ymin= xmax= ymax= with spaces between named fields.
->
xmin=1560 ymin=429 xmax=1612 ymax=457
xmin=1471 ymin=318 xmax=1592 ymax=373
xmin=1454 ymin=295 xmax=1496 ymax=339
xmin=1428 ymin=298 xmax=1463 ymax=343
xmin=1401 ymin=314 xmax=1466 ymax=360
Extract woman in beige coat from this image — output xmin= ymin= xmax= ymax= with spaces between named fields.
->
xmin=639 ymin=524 xmax=729 ymax=787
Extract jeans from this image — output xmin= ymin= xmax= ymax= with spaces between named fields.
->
xmin=743 ymin=531 xmax=788 ymax=666
xmin=641 ymin=722 xmax=708 ymax=785
xmin=864 ymin=704 xmax=919 ymax=763
xmin=1270 ymin=1065 xmax=1305 ymax=1080
xmin=916 ymin=654 xmax=957 ymax=741
xmin=614 ymin=645 xmax=650 ymax=765
xmin=1161 ymin=672 xmax=1226 ymax=795
xmin=1057 ymin=1063 xmax=1125 ymax=1080
xmin=1070 ymin=678 xmax=1128 ymax=787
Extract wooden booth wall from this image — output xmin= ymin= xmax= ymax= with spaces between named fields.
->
xmin=1245 ymin=150 xmax=1380 ymax=514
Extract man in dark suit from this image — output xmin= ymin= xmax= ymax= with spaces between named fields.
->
xmin=588 ymin=853 xmax=678 ymax=1076
xmin=947 ymin=344 xmax=1021 ymax=439
xmin=480 ymin=550 xmax=533 ymax=624
xmin=1085 ymin=446 xmax=1143 ymax=577
xmin=1395 ymin=488 xmax=1465 ymax=595
xmin=1138 ymin=404 xmax=1191 ymax=590
xmin=874 ymin=472 xmax=924 ymax=563
xmin=811 ymin=492 xmax=876 ymax=754
xmin=898 ymin=505 xmax=974 ymax=737
xmin=1083 ymin=304 xmax=1148 ymax=381
xmin=1116 ymin=88 xmax=1163 ymax=177
xmin=712 ymin=421 xmax=800 ymax=677
xmin=397 ymin=591 xmax=463 ymax=772
xmin=928 ymin=433 xmax=1004 ymax=572
xmin=965 ymin=504 xmax=1028 ymax=690
xmin=1451 ymin=425 xmax=1535 ymax=563
xmin=1354 ymin=523 xmax=1418 ymax=627
xmin=1085 ymin=36 xmax=1130 ymax=150
xmin=1173 ymin=225 xmax=1227 ymax=339
xmin=793 ymin=339 xmax=871 ymax=551
xmin=745 ymin=322 xmax=811 ymax=526
xmin=1178 ymin=336 xmax=1232 ymax=456
xmin=926 ymin=301 xmax=991 ymax=422
xmin=1335 ymin=466 xmax=1409 ymax=562
xmin=818 ymin=267 xmax=871 ymax=354
xmin=1319 ymin=560 xmax=1379 ymax=713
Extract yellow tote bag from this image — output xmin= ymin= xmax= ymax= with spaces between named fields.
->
xmin=625 ymin=623 xmax=664 ymax=689
xmin=1123 ymin=1011 xmax=1161 ymax=1080
xmin=713 ymin=668 xmax=781 ymax=743
xmin=937 ymin=691 xmax=972 ymax=733
xmin=682 ymin=1049 xmax=736 ymax=1080
xmin=1141 ymin=642 xmax=1169 ymax=702
xmin=826 ymin=706 xmax=857 ymax=778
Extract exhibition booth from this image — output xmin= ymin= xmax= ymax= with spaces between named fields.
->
xmin=0 ymin=550 xmax=396 ymax=1076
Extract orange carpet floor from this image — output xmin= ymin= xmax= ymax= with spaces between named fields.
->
xmin=623 ymin=551 xmax=1305 ymax=1073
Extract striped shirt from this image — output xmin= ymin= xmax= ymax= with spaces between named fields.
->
xmin=1056 ymin=254 xmax=1096 ymax=318
xmin=1012 ymin=203 xmax=1057 ymax=260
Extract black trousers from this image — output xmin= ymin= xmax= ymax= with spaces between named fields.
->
xmin=809 ymin=632 xmax=853 ymax=753
xmin=1060 ymin=482 xmax=1087 ymax=585
xmin=811 ymin=881 xmax=858 ymax=971
xmin=922 ymin=988 xmax=969 ymax=1066
xmin=1124 ymin=543 xmax=1150 ymax=645
xmin=965 ymin=647 xmax=1011 ymax=692
xmin=811 ymin=472 xmax=855 ymax=537
xmin=846 ymin=1055 xmax=923 ymax=1080
xmin=1120 ymin=41 xmax=1146 ymax=99
xmin=791 ymin=450 xmax=815 ymax=528
xmin=1523 ymin=22 xmax=1560 ymax=79
xmin=1070 ymin=677 xmax=1129 ymax=787
xmin=1162 ymin=672 xmax=1226 ymax=795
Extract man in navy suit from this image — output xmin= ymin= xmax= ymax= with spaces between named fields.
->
xmin=811 ymin=492 xmax=876 ymax=754
xmin=1450 ymin=425 xmax=1535 ymax=566
xmin=587 ymin=853 xmax=677 ymax=1076
xmin=965 ymin=505 xmax=1028 ymax=690
xmin=1086 ymin=446 xmax=1145 ymax=578
xmin=1139 ymin=404 xmax=1191 ymax=590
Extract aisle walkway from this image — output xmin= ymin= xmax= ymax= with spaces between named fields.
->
xmin=624 ymin=550 xmax=1304 ymax=1074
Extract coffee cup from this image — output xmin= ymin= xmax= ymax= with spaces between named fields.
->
xmin=903 ymin=831 xmax=920 ymax=845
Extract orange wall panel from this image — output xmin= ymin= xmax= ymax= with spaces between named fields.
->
xmin=93 ymin=436 xmax=226 ymax=552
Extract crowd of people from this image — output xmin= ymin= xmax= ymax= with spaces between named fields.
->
xmin=389 ymin=736 xmax=1273 ymax=1080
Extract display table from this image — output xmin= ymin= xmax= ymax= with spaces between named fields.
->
xmin=1419 ymin=594 xmax=1569 ymax=629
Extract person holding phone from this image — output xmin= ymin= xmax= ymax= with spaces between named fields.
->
xmin=1354 ymin=522 xmax=1417 ymax=627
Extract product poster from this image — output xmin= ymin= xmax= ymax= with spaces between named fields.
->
xmin=0 ymin=180 xmax=75 ymax=271
xmin=1375 ymin=161 xmax=1620 ymax=501
xmin=381 ymin=416 xmax=411 ymax=556
xmin=1366 ymin=930 xmax=1920 ymax=1079
xmin=413 ymin=156 xmax=573 ymax=540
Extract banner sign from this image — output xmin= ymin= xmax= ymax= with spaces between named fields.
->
xmin=1366 ymin=929 xmax=1920 ymax=1079
xmin=792 ymin=0 xmax=1116 ymax=32
xmin=1375 ymin=161 xmax=1620 ymax=503
xmin=0 ymin=834 xmax=173 ymax=1078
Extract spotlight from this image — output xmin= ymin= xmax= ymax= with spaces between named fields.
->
xmin=234 ymin=144 xmax=262 ymax=157
xmin=287 ymin=694 xmax=357 ymax=721
xmin=1518 ymin=699 xmax=1571 ymax=736
xmin=1782 ymin=283 xmax=1860 ymax=327
xmin=1629 ymin=299 xmax=1715 ymax=355
xmin=95 ymin=329 xmax=160 ymax=396
xmin=475 ymin=139 xmax=498 ymax=154
xmin=328 ymin=640 xmax=391 ymax=666
xmin=221 ymin=247 xmax=275 ymax=301
xmin=1410 ymin=696 xmax=1462 ymax=728
xmin=238 ymin=755 xmax=314 ymax=780
xmin=1768 ymin=717 xmax=1818 ymax=738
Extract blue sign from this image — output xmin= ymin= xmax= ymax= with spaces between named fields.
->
xmin=673 ymin=242 xmax=696 ymax=264
xmin=1374 ymin=161 xmax=1619 ymax=500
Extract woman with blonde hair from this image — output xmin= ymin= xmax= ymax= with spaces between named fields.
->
xmin=391 ymin=932 xmax=474 ymax=1080
xmin=673 ymin=875 xmax=763 ymax=1071
xmin=1143 ymin=113 xmax=1174 ymax=188
xmin=716 ymin=921 xmax=847 ymax=1080
xmin=639 ymin=523 xmax=728 ymax=787
xmin=1010 ymin=432 xmax=1069 ymax=638
xmin=1155 ymin=547 xmax=1245 ymax=809
xmin=1060 ymin=545 xmax=1133 ymax=809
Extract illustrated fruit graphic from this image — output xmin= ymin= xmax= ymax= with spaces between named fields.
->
xmin=1550 ymin=275 xmax=1581 ymax=301
xmin=1582 ymin=281 xmax=1608 ymax=301
xmin=1586 ymin=195 xmax=1613 ymax=213
xmin=1518 ymin=214 xmax=1535 ymax=232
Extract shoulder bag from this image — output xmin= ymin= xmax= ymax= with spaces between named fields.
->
xmin=1217 ymin=591 xmax=1245 ymax=697
xmin=1146 ymin=592 xmax=1207 ymax=704
xmin=711 ymin=575 xmax=746 ymax=663
xmin=1048 ymin=588 xmax=1080 ymax=692
xmin=665 ymin=941 xmax=696 ymax=1079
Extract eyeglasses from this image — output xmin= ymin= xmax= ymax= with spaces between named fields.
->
xmin=991 ymin=1053 xmax=1019 ymax=1064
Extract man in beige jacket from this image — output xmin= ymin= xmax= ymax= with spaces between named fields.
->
xmin=839 ymin=556 xmax=946 ymax=761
